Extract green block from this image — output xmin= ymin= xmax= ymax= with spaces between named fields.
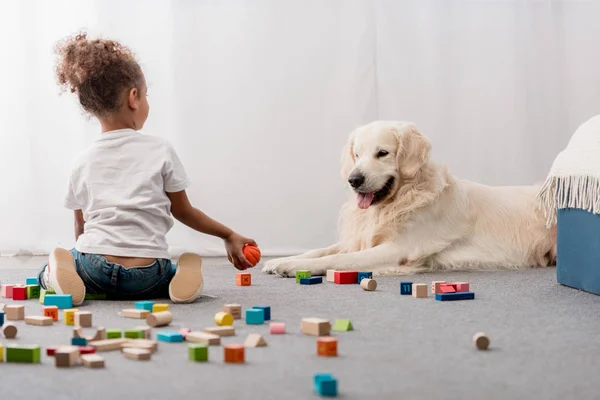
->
xmin=85 ymin=293 xmax=107 ymax=300
xmin=107 ymin=329 xmax=123 ymax=339
xmin=26 ymin=285 xmax=40 ymax=299
xmin=39 ymin=289 xmax=55 ymax=304
xmin=332 ymin=319 xmax=353 ymax=332
xmin=125 ymin=329 xmax=145 ymax=339
xmin=188 ymin=344 xmax=208 ymax=362
xmin=6 ymin=345 xmax=41 ymax=363
xmin=295 ymin=270 xmax=311 ymax=283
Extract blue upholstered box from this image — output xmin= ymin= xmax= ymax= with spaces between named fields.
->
xmin=557 ymin=208 xmax=600 ymax=295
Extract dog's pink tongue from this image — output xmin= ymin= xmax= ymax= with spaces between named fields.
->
xmin=357 ymin=192 xmax=375 ymax=209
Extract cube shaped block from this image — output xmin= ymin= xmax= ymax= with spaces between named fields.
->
xmin=357 ymin=272 xmax=372 ymax=282
xmin=314 ymin=373 xmax=338 ymax=397
xmin=135 ymin=301 xmax=154 ymax=311
xmin=12 ymin=286 xmax=27 ymax=300
xmin=245 ymin=309 xmax=264 ymax=325
xmin=400 ymin=282 xmax=413 ymax=295
xmin=224 ymin=344 xmax=245 ymax=363
xmin=43 ymin=306 xmax=59 ymax=321
xmin=63 ymin=308 xmax=79 ymax=325
xmin=188 ymin=344 xmax=208 ymax=362
xmin=236 ymin=273 xmax=251 ymax=286
xmin=295 ymin=270 xmax=311 ymax=283
xmin=252 ymin=306 xmax=271 ymax=321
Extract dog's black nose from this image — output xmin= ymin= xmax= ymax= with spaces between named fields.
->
xmin=348 ymin=173 xmax=365 ymax=188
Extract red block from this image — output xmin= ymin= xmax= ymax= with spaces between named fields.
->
xmin=79 ymin=346 xmax=96 ymax=355
xmin=334 ymin=271 xmax=358 ymax=284
xmin=454 ymin=282 xmax=470 ymax=292
xmin=46 ymin=346 xmax=58 ymax=356
xmin=12 ymin=286 xmax=27 ymax=300
xmin=439 ymin=284 xmax=456 ymax=293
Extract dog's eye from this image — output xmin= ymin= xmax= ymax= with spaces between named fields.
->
xmin=377 ymin=150 xmax=389 ymax=158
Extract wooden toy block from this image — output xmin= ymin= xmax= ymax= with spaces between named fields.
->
xmin=26 ymin=285 xmax=40 ymax=299
xmin=214 ymin=311 xmax=234 ymax=326
xmin=269 ymin=322 xmax=285 ymax=334
xmin=106 ymin=329 xmax=122 ymax=339
xmin=314 ymin=373 xmax=338 ymax=397
xmin=25 ymin=277 xmax=38 ymax=285
xmin=400 ymin=281 xmax=413 ymax=295
xmin=89 ymin=339 xmax=129 ymax=352
xmin=46 ymin=346 xmax=58 ymax=356
xmin=39 ymin=289 xmax=55 ymax=304
xmin=25 ymin=316 xmax=53 ymax=326
xmin=236 ymin=272 xmax=251 ymax=286
xmin=295 ymin=270 xmax=311 ymax=283
xmin=357 ymin=272 xmax=373 ymax=282
xmin=84 ymin=293 xmax=107 ymax=300
xmin=122 ymin=347 xmax=152 ymax=360
xmin=360 ymin=278 xmax=377 ymax=291
xmin=432 ymin=281 xmax=447 ymax=294
xmin=300 ymin=277 xmax=323 ymax=285
xmin=301 ymin=318 xmax=331 ymax=336
xmin=125 ymin=329 xmax=145 ymax=339
xmin=473 ymin=332 xmax=490 ymax=350
xmin=412 ymin=283 xmax=428 ymax=298
xmin=332 ymin=319 xmax=353 ymax=332
xmin=122 ymin=339 xmax=158 ymax=353
xmin=186 ymin=331 xmax=221 ymax=345
xmin=1 ymin=284 xmax=15 ymax=298
xmin=152 ymin=303 xmax=169 ymax=313
xmin=75 ymin=311 xmax=92 ymax=327
xmin=122 ymin=309 xmax=150 ymax=319
xmin=157 ymin=331 xmax=184 ymax=343
xmin=5 ymin=305 xmax=24 ymax=320
xmin=44 ymin=294 xmax=73 ymax=309
xmin=435 ymin=292 xmax=475 ymax=301
xmin=0 ymin=311 xmax=4 ymax=326
xmin=224 ymin=304 xmax=242 ymax=319
xmin=73 ymin=327 xmax=85 ymax=338
xmin=79 ymin=346 xmax=96 ymax=354
xmin=81 ymin=354 xmax=105 ymax=368
xmin=12 ymin=286 xmax=27 ymax=300
xmin=245 ymin=309 xmax=264 ymax=325
xmin=43 ymin=306 xmax=59 ymax=321
xmin=439 ymin=284 xmax=456 ymax=293
xmin=90 ymin=327 xmax=107 ymax=341
xmin=6 ymin=345 xmax=41 ymax=363
xmin=326 ymin=270 xmax=336 ymax=282
xmin=63 ymin=308 xmax=79 ymax=325
xmin=224 ymin=344 xmax=245 ymax=363
xmin=334 ymin=271 xmax=358 ymax=284
xmin=179 ymin=328 xmax=191 ymax=338
xmin=146 ymin=311 xmax=172 ymax=327
xmin=135 ymin=301 xmax=154 ymax=311
xmin=455 ymin=282 xmax=470 ymax=292
xmin=0 ymin=343 xmax=3 ymax=362
xmin=0 ymin=303 xmax=4 ymax=311
xmin=54 ymin=346 xmax=80 ymax=368
xmin=188 ymin=343 xmax=209 ymax=362
xmin=3 ymin=324 xmax=17 ymax=339
xmin=244 ymin=333 xmax=267 ymax=347
xmin=135 ymin=326 xmax=151 ymax=339
xmin=252 ymin=306 xmax=271 ymax=321
xmin=203 ymin=326 xmax=235 ymax=337
xmin=317 ymin=337 xmax=338 ymax=357
xmin=72 ymin=337 xmax=88 ymax=346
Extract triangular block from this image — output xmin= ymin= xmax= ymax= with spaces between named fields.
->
xmin=332 ymin=319 xmax=353 ymax=332
xmin=244 ymin=333 xmax=267 ymax=348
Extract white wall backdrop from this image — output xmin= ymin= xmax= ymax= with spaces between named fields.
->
xmin=0 ymin=0 xmax=599 ymax=257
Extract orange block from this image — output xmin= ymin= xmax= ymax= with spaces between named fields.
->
xmin=224 ymin=344 xmax=245 ymax=363
xmin=317 ymin=337 xmax=338 ymax=357
xmin=236 ymin=273 xmax=251 ymax=286
xmin=43 ymin=306 xmax=59 ymax=322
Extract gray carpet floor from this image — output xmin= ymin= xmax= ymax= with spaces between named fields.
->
xmin=1 ymin=256 xmax=600 ymax=400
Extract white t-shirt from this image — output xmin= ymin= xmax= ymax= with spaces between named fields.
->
xmin=64 ymin=129 xmax=189 ymax=259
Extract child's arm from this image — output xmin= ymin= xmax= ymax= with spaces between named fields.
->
xmin=74 ymin=210 xmax=85 ymax=240
xmin=167 ymin=190 xmax=256 ymax=270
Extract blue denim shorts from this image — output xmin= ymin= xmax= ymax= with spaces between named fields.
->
xmin=38 ymin=248 xmax=177 ymax=300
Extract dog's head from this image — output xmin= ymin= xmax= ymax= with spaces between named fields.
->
xmin=341 ymin=121 xmax=431 ymax=209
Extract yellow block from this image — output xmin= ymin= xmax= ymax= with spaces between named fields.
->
xmin=64 ymin=308 xmax=79 ymax=326
xmin=214 ymin=312 xmax=234 ymax=326
xmin=152 ymin=304 xmax=169 ymax=313
xmin=0 ymin=343 xmax=3 ymax=362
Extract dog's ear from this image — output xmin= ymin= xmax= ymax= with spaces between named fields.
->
xmin=395 ymin=124 xmax=431 ymax=178
xmin=340 ymin=131 xmax=356 ymax=180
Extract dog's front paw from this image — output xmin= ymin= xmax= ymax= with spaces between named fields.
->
xmin=262 ymin=259 xmax=304 ymax=277
xmin=262 ymin=258 xmax=289 ymax=275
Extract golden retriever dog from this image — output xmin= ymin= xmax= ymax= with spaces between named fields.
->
xmin=262 ymin=120 xmax=557 ymax=277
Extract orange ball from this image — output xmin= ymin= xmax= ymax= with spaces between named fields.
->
xmin=243 ymin=245 xmax=261 ymax=266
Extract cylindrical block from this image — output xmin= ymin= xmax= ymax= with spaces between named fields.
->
xmin=215 ymin=312 xmax=234 ymax=326
xmin=360 ymin=278 xmax=377 ymax=291
xmin=146 ymin=311 xmax=173 ymax=328
xmin=269 ymin=322 xmax=285 ymax=334
xmin=473 ymin=332 xmax=490 ymax=350
xmin=317 ymin=337 xmax=338 ymax=357
xmin=3 ymin=324 xmax=18 ymax=339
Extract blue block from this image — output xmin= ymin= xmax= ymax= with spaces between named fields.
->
xmin=135 ymin=301 xmax=154 ymax=311
xmin=300 ymin=277 xmax=323 ymax=285
xmin=0 ymin=311 xmax=4 ymax=326
xmin=251 ymin=306 xmax=271 ymax=321
xmin=157 ymin=331 xmax=184 ymax=342
xmin=44 ymin=294 xmax=73 ymax=309
xmin=25 ymin=277 xmax=38 ymax=285
xmin=357 ymin=272 xmax=372 ymax=283
xmin=246 ymin=309 xmax=265 ymax=324
xmin=435 ymin=292 xmax=475 ymax=301
xmin=557 ymin=208 xmax=600 ymax=295
xmin=314 ymin=373 xmax=338 ymax=397
xmin=71 ymin=337 xmax=87 ymax=346
xmin=400 ymin=282 xmax=413 ymax=295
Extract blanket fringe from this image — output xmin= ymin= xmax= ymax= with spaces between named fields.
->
xmin=537 ymin=175 xmax=600 ymax=227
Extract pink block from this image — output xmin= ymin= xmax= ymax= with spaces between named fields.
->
xmin=180 ymin=328 xmax=191 ymax=338
xmin=454 ymin=282 xmax=470 ymax=292
xmin=439 ymin=284 xmax=456 ymax=293
xmin=1 ymin=284 xmax=15 ymax=298
xmin=269 ymin=322 xmax=286 ymax=334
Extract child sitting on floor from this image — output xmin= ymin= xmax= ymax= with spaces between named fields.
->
xmin=38 ymin=31 xmax=256 ymax=306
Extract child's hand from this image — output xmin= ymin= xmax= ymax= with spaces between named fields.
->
xmin=224 ymin=232 xmax=257 ymax=270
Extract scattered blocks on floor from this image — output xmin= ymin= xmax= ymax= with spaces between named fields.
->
xmin=473 ymin=332 xmax=490 ymax=350
xmin=300 ymin=277 xmax=323 ymax=285
xmin=26 ymin=285 xmax=40 ymax=299
xmin=135 ymin=301 xmax=154 ymax=312
xmin=43 ymin=306 xmax=59 ymax=321
xmin=455 ymin=282 xmax=470 ymax=292
xmin=122 ymin=309 xmax=150 ymax=319
xmin=188 ymin=343 xmax=208 ymax=362
xmin=12 ymin=286 xmax=27 ymax=300
xmin=72 ymin=337 xmax=88 ymax=346
xmin=236 ymin=273 xmax=251 ymax=286
xmin=214 ymin=311 xmax=234 ymax=326
xmin=3 ymin=324 xmax=17 ymax=338
xmin=314 ymin=373 xmax=338 ymax=397
xmin=436 ymin=292 xmax=475 ymax=301
xmin=203 ymin=326 xmax=235 ymax=337
xmin=6 ymin=345 xmax=41 ymax=363
xmin=25 ymin=277 xmax=38 ymax=285
xmin=317 ymin=337 xmax=338 ymax=357
xmin=152 ymin=303 xmax=169 ymax=313
xmin=75 ymin=311 xmax=92 ymax=327
xmin=412 ymin=283 xmax=428 ymax=298
xmin=44 ymin=294 xmax=73 ymax=309
xmin=246 ymin=309 xmax=265 ymax=325
xmin=146 ymin=311 xmax=173 ymax=328
xmin=81 ymin=354 xmax=105 ymax=368
xmin=301 ymin=318 xmax=331 ymax=336
xmin=55 ymin=346 xmax=79 ymax=367
xmin=334 ymin=271 xmax=358 ymax=284
xmin=157 ymin=331 xmax=184 ymax=343
xmin=332 ymin=319 xmax=353 ymax=332
xmin=39 ymin=289 xmax=55 ymax=304
xmin=360 ymin=278 xmax=377 ymax=291
xmin=5 ymin=305 xmax=24 ymax=321
xmin=244 ymin=333 xmax=267 ymax=347
xmin=269 ymin=322 xmax=285 ymax=334
xmin=224 ymin=304 xmax=242 ymax=319
xmin=252 ymin=306 xmax=271 ymax=321
xmin=400 ymin=282 xmax=413 ymax=295
xmin=25 ymin=316 xmax=53 ymax=326
xmin=326 ymin=270 xmax=336 ymax=282
xmin=357 ymin=272 xmax=372 ymax=283
xmin=106 ymin=329 xmax=123 ymax=339
xmin=186 ymin=331 xmax=221 ymax=345
xmin=224 ymin=344 xmax=245 ymax=363
xmin=2 ymin=284 xmax=15 ymax=298
xmin=296 ymin=270 xmax=312 ymax=283
xmin=122 ymin=347 xmax=152 ymax=361
xmin=125 ymin=329 xmax=145 ymax=339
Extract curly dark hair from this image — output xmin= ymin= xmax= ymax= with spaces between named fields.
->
xmin=54 ymin=31 xmax=144 ymax=116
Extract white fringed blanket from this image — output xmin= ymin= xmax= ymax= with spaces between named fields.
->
xmin=538 ymin=114 xmax=600 ymax=226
